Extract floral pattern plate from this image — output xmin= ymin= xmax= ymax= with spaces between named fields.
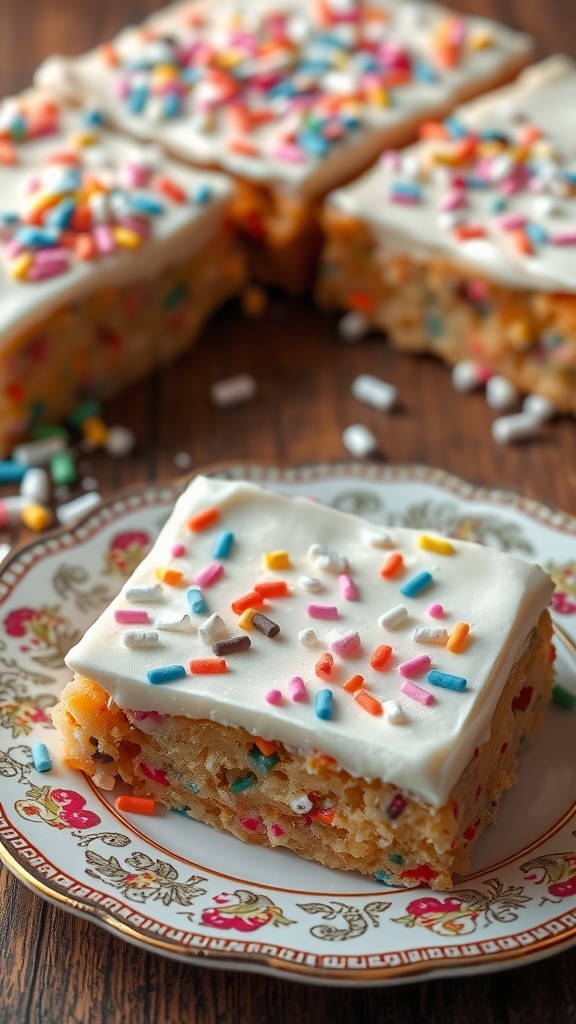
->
xmin=1 ymin=462 xmax=575 ymax=987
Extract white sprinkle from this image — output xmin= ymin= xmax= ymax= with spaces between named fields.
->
xmin=383 ymin=699 xmax=406 ymax=724
xmin=105 ymin=425 xmax=136 ymax=458
xmin=155 ymin=612 xmax=194 ymax=632
xmin=298 ymin=575 xmax=323 ymax=592
xmin=451 ymin=360 xmax=488 ymax=393
xmin=342 ymin=423 xmax=378 ymax=458
xmin=378 ymin=605 xmax=408 ymax=630
xmin=337 ymin=310 xmax=370 ymax=342
xmin=55 ymin=491 xmax=101 ymax=525
xmin=491 ymin=412 xmax=541 ymax=444
xmin=308 ymin=543 xmax=327 ymax=560
xmin=20 ymin=467 xmax=50 ymax=504
xmin=81 ymin=476 xmax=99 ymax=491
xmin=198 ymin=613 xmax=227 ymax=644
xmin=533 ymin=194 xmax=557 ymax=217
xmin=522 ymin=393 xmax=556 ymax=422
xmin=123 ymin=630 xmax=160 ymax=648
xmin=125 ymin=584 xmax=162 ymax=604
xmin=210 ymin=373 xmax=257 ymax=407
xmin=413 ymin=626 xmax=448 ymax=645
xmin=0 ymin=542 xmax=11 ymax=563
xmin=298 ymin=627 xmax=319 ymax=647
xmin=291 ymin=795 xmax=313 ymax=814
xmin=351 ymin=373 xmax=398 ymax=412
xmin=13 ymin=436 xmax=66 ymax=466
xmin=316 ymin=552 xmax=349 ymax=574
xmin=363 ymin=529 xmax=392 ymax=549
xmin=174 ymin=452 xmax=192 ymax=470
xmin=485 ymin=375 xmax=519 ymax=411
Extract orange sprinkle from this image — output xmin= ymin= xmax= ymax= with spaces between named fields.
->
xmin=189 ymin=658 xmax=227 ymax=674
xmin=447 ymin=622 xmax=470 ymax=653
xmin=255 ymin=737 xmax=278 ymax=757
xmin=254 ymin=580 xmax=289 ymax=598
xmin=100 ymin=42 xmax=119 ymax=67
xmin=519 ymin=124 xmax=542 ymax=147
xmin=419 ymin=121 xmax=449 ymax=141
xmin=370 ymin=644 xmax=392 ymax=671
xmin=0 ymin=140 xmax=17 ymax=165
xmin=115 ymin=795 xmax=155 ymax=815
xmin=315 ymin=653 xmax=334 ymax=680
xmin=46 ymin=150 xmax=80 ymax=165
xmin=187 ymin=507 xmax=220 ymax=532
xmin=380 ymin=68 xmax=412 ymax=88
xmin=309 ymin=808 xmax=335 ymax=825
xmin=75 ymin=233 xmax=98 ymax=261
xmin=231 ymin=591 xmax=265 ymax=615
xmin=71 ymin=202 xmax=91 ymax=232
xmin=346 ymin=290 xmax=375 ymax=312
xmin=308 ymin=753 xmax=337 ymax=770
xmin=155 ymin=567 xmax=184 ymax=586
xmin=381 ymin=552 xmax=403 ymax=578
xmin=343 ymin=674 xmax=364 ymax=693
xmin=454 ymin=224 xmax=486 ymax=242
xmin=510 ymin=228 xmax=533 ymax=256
xmin=154 ymin=174 xmax=187 ymax=204
xmin=355 ymin=691 xmax=383 ymax=716
xmin=228 ymin=136 xmax=259 ymax=156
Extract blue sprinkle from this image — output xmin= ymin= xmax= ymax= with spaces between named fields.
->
xmin=128 ymin=194 xmax=165 ymax=216
xmin=316 ymin=688 xmax=333 ymax=721
xmin=400 ymin=571 xmax=433 ymax=598
xmin=268 ymin=81 xmax=296 ymax=100
xmin=413 ymin=61 xmax=438 ymax=84
xmin=187 ymin=781 xmax=200 ymax=793
xmin=390 ymin=182 xmax=423 ymax=200
xmin=187 ymin=588 xmax=207 ymax=614
xmin=444 ymin=116 xmax=467 ymax=139
xmin=427 ymin=670 xmax=467 ymax=692
xmin=82 ymin=108 xmax=104 ymax=127
xmin=213 ymin=531 xmax=234 ymax=559
xmin=147 ymin=664 xmax=187 ymax=684
xmin=426 ymin=313 xmax=444 ymax=339
xmin=0 ymin=460 xmax=28 ymax=483
xmin=464 ymin=176 xmax=489 ymax=190
xmin=31 ymin=742 xmax=52 ymax=773
xmin=298 ymin=131 xmax=330 ymax=158
xmin=46 ymin=197 xmax=76 ymax=230
xmin=193 ymin=184 xmax=212 ymax=205
xmin=128 ymin=84 xmax=149 ymax=115
xmin=16 ymin=226 xmax=59 ymax=248
xmin=563 ymin=170 xmax=576 ymax=186
xmin=490 ymin=196 xmax=507 ymax=214
xmin=163 ymin=92 xmax=182 ymax=119
xmin=181 ymin=67 xmax=202 ymax=86
xmin=54 ymin=168 xmax=82 ymax=193
xmin=0 ymin=212 xmax=19 ymax=226
xmin=526 ymin=221 xmax=549 ymax=246
xmin=339 ymin=113 xmax=360 ymax=131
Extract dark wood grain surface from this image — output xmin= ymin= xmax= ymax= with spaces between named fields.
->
xmin=1 ymin=2 xmax=576 ymax=1022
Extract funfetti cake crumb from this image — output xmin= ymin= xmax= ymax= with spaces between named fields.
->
xmin=52 ymin=475 xmax=555 ymax=890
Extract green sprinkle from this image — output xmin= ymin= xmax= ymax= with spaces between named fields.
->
xmin=50 ymin=451 xmax=76 ymax=486
xmin=248 ymin=745 xmax=280 ymax=774
xmin=27 ymin=399 xmax=45 ymax=429
xmin=68 ymin=399 xmax=102 ymax=428
xmin=229 ymin=772 xmax=257 ymax=794
xmin=552 ymin=684 xmax=576 ymax=710
xmin=388 ymin=853 xmax=404 ymax=865
xmin=172 ymin=806 xmax=191 ymax=816
xmin=32 ymin=423 xmax=70 ymax=441
xmin=163 ymin=282 xmax=188 ymax=311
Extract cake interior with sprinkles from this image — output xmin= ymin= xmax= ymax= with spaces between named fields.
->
xmin=53 ymin=475 xmax=555 ymax=890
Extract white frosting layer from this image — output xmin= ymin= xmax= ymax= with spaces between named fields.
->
xmin=329 ymin=57 xmax=576 ymax=292
xmin=65 ymin=476 xmax=553 ymax=807
xmin=35 ymin=0 xmax=532 ymax=200
xmin=0 ymin=91 xmax=232 ymax=350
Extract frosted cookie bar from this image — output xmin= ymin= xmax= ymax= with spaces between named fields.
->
xmin=0 ymin=90 xmax=245 ymax=452
xmin=54 ymin=475 xmax=554 ymax=890
xmin=319 ymin=57 xmax=576 ymax=412
xmin=36 ymin=0 xmax=532 ymax=293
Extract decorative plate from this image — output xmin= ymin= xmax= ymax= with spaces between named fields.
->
xmin=1 ymin=463 xmax=575 ymax=987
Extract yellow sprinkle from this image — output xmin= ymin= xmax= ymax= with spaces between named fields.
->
xmin=9 ymin=252 xmax=33 ymax=280
xmin=238 ymin=608 xmax=256 ymax=630
xmin=152 ymin=64 xmax=179 ymax=82
xmin=69 ymin=131 xmax=98 ymax=148
xmin=447 ymin=622 xmax=470 ymax=653
xmin=532 ymin=140 xmax=556 ymax=160
xmin=468 ymin=29 xmax=493 ymax=50
xmin=241 ymin=285 xmax=268 ymax=318
xmin=27 ymin=189 xmax=63 ymax=214
xmin=112 ymin=226 xmax=142 ymax=250
xmin=264 ymin=550 xmax=291 ymax=570
xmin=21 ymin=503 xmax=52 ymax=532
xmin=368 ymin=86 xmax=389 ymax=108
xmin=155 ymin=567 xmax=183 ymax=586
xmin=508 ymin=320 xmax=532 ymax=349
xmin=82 ymin=416 xmax=108 ymax=447
xmin=418 ymin=534 xmax=454 ymax=556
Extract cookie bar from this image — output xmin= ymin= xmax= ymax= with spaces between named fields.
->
xmin=0 ymin=90 xmax=245 ymax=452
xmin=36 ymin=0 xmax=532 ymax=292
xmin=319 ymin=57 xmax=576 ymax=412
xmin=53 ymin=475 xmax=554 ymax=890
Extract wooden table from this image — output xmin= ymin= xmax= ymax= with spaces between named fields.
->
xmin=1 ymin=2 xmax=576 ymax=1021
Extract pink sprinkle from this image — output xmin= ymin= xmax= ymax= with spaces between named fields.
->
xmin=551 ymin=230 xmax=576 ymax=246
xmin=240 ymin=817 xmax=261 ymax=832
xmin=498 ymin=213 xmax=527 ymax=231
xmin=265 ymin=688 xmax=282 ymax=705
xmin=93 ymin=224 xmax=115 ymax=255
xmin=5 ymin=239 xmax=25 ymax=259
xmin=139 ymin=761 xmax=169 ymax=786
xmin=119 ymin=215 xmax=151 ymax=238
xmin=427 ymin=603 xmax=445 ymax=619
xmin=170 ymin=542 xmax=186 ymax=557
xmin=132 ymin=710 xmax=164 ymax=723
xmin=338 ymin=573 xmax=358 ymax=601
xmin=24 ymin=174 xmax=41 ymax=194
xmin=398 ymin=654 xmax=431 ymax=678
xmin=28 ymin=251 xmax=69 ymax=280
xmin=272 ymin=142 xmax=305 ymax=163
xmin=439 ymin=188 xmax=466 ymax=212
xmin=289 ymin=676 xmax=307 ymax=702
xmin=121 ymin=161 xmax=150 ymax=188
xmin=194 ymin=561 xmax=224 ymax=587
xmin=114 ymin=608 xmax=149 ymax=624
xmin=114 ymin=76 xmax=130 ymax=101
xmin=306 ymin=603 xmax=338 ymax=620
xmin=330 ymin=630 xmax=361 ymax=657
xmin=271 ymin=823 xmax=284 ymax=837
xmin=381 ymin=149 xmax=401 ymax=172
xmin=400 ymin=679 xmax=435 ymax=706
